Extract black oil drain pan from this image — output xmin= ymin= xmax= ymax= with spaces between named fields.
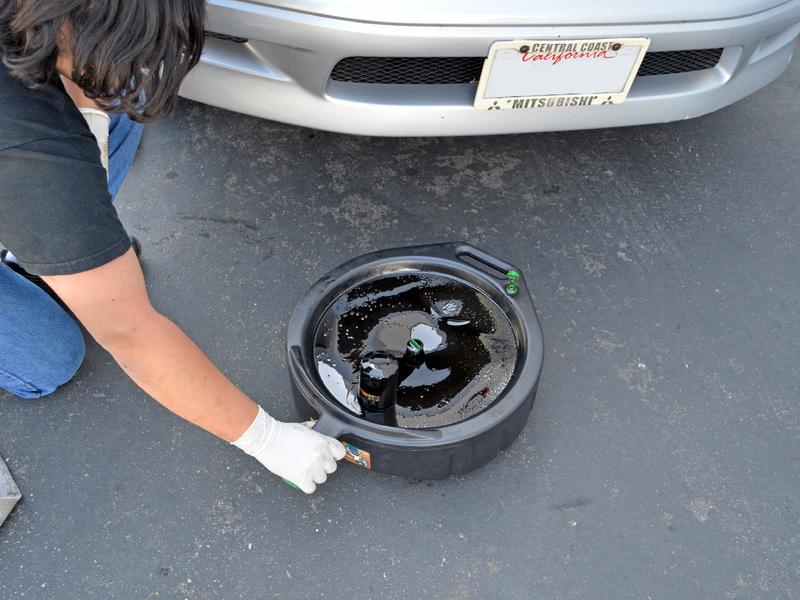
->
xmin=287 ymin=243 xmax=543 ymax=480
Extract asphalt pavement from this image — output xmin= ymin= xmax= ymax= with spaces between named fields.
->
xmin=1 ymin=52 xmax=799 ymax=599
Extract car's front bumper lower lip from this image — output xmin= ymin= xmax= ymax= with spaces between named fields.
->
xmin=179 ymin=0 xmax=800 ymax=136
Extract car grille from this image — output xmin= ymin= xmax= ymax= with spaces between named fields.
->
xmin=636 ymin=48 xmax=723 ymax=76
xmin=329 ymin=49 xmax=724 ymax=84
xmin=331 ymin=57 xmax=487 ymax=85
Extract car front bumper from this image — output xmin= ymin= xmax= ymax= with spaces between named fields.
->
xmin=179 ymin=0 xmax=800 ymax=136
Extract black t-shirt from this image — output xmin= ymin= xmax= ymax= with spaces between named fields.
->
xmin=0 ymin=64 xmax=130 ymax=275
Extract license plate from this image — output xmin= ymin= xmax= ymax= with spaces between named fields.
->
xmin=474 ymin=38 xmax=650 ymax=110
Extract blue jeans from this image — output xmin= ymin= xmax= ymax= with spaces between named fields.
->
xmin=0 ymin=114 xmax=143 ymax=398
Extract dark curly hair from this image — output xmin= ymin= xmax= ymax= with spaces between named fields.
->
xmin=0 ymin=0 xmax=206 ymax=122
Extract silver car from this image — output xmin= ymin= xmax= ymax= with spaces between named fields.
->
xmin=180 ymin=1 xmax=800 ymax=136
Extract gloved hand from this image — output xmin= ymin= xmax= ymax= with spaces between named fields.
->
xmin=232 ymin=406 xmax=346 ymax=494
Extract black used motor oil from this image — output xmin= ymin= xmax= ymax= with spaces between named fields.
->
xmin=314 ymin=272 xmax=517 ymax=428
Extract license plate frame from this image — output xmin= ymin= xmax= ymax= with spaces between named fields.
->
xmin=474 ymin=38 xmax=651 ymax=110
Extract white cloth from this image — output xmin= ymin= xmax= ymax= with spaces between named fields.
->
xmin=232 ymin=407 xmax=345 ymax=494
xmin=78 ymin=108 xmax=110 ymax=177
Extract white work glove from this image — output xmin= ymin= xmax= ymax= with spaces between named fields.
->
xmin=232 ymin=407 xmax=346 ymax=494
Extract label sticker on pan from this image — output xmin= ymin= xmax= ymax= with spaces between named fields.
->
xmin=342 ymin=442 xmax=371 ymax=470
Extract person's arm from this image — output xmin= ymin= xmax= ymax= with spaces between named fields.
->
xmin=43 ymin=249 xmax=344 ymax=492
xmin=46 ymin=249 xmax=257 ymax=440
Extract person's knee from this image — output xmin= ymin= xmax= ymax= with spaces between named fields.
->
xmin=1 ymin=314 xmax=85 ymax=399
